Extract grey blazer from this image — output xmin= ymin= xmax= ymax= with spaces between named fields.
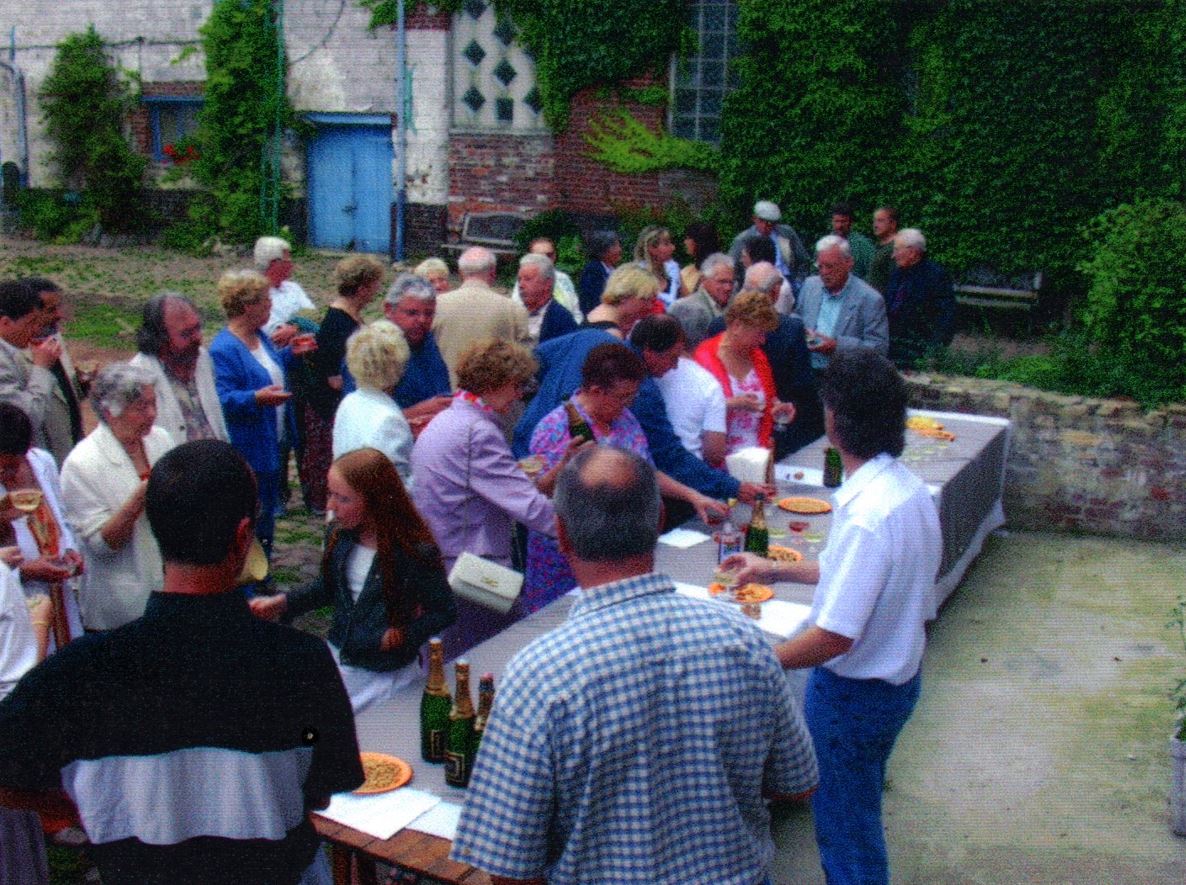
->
xmin=793 ymin=274 xmax=889 ymax=357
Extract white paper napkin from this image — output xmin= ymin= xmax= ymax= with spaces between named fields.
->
xmin=775 ymin=464 xmax=823 ymax=487
xmin=408 ymin=801 xmax=463 ymax=840
xmin=658 ymin=527 xmax=711 ymax=549
xmin=320 ymin=786 xmax=441 ymax=841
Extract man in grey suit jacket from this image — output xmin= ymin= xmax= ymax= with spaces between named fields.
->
xmin=19 ymin=278 xmax=87 ymax=466
xmin=794 ymin=236 xmax=889 ymax=372
xmin=0 ymin=281 xmax=59 ymax=452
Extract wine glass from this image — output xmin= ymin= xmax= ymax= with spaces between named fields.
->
xmin=8 ymin=488 xmax=42 ymax=513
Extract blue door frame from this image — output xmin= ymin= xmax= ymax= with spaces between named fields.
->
xmin=306 ymin=113 xmax=393 ymax=254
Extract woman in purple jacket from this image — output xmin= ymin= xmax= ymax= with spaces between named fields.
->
xmin=411 ymin=339 xmax=570 ymax=659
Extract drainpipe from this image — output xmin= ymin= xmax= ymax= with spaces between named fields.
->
xmin=394 ymin=0 xmax=407 ymax=261
xmin=2 ymin=28 xmax=31 ymax=189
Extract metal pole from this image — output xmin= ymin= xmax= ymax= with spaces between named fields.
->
xmin=394 ymin=0 xmax=407 ymax=261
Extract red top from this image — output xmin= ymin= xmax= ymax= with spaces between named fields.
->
xmin=693 ymin=332 xmax=776 ymax=449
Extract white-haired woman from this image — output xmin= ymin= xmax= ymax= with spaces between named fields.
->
xmin=332 ymin=321 xmax=414 ymax=486
xmin=60 ymin=362 xmax=176 ymax=631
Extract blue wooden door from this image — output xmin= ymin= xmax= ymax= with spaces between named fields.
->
xmin=307 ymin=120 xmax=392 ymax=254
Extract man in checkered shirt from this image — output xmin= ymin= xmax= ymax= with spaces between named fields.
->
xmin=451 ymin=446 xmax=817 ymax=885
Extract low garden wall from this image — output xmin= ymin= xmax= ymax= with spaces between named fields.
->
xmin=906 ymin=374 xmax=1186 ymax=543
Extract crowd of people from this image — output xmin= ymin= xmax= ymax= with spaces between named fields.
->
xmin=0 ymin=200 xmax=950 ymax=884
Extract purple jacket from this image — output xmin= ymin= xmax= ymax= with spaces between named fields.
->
xmin=411 ymin=398 xmax=555 ymax=570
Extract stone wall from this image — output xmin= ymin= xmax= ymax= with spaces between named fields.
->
xmin=906 ymin=373 xmax=1186 ymax=543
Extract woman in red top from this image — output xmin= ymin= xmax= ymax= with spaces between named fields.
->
xmin=694 ymin=289 xmax=794 ymax=459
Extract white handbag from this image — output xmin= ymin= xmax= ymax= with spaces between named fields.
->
xmin=446 ymin=419 xmax=525 ymax=614
xmin=448 ymin=552 xmax=523 ymax=614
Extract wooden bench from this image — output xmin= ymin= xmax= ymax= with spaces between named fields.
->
xmin=953 ymin=266 xmax=1043 ymax=312
xmin=441 ymin=211 xmax=527 ymax=260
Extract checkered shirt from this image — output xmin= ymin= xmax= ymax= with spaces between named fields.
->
xmin=450 ymin=572 xmax=817 ymax=884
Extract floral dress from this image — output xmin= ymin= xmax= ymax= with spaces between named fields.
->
xmin=524 ymin=398 xmax=652 ymax=612
xmin=725 ymin=369 xmax=765 ymax=454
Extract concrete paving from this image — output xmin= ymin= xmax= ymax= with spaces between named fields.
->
xmin=770 ymin=530 xmax=1186 ymax=884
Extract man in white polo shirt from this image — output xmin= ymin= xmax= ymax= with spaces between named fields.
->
xmin=726 ymin=348 xmax=941 ymax=885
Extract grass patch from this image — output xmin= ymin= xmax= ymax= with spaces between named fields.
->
xmin=66 ymin=303 xmax=140 ymax=349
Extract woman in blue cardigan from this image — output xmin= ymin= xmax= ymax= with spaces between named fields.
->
xmin=209 ymin=269 xmax=316 ymax=558
xmin=250 ymin=447 xmax=456 ymax=713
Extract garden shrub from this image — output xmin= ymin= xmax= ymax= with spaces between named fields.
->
xmin=192 ymin=0 xmax=291 ymax=244
xmin=1074 ymin=198 xmax=1186 ymax=403
xmin=38 ymin=26 xmax=146 ymax=236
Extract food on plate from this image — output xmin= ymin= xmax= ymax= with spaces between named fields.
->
xmin=708 ymin=582 xmax=774 ymax=603
xmin=912 ymin=427 xmax=956 ymax=442
xmin=354 ymin=752 xmax=412 ymax=795
xmin=777 ymin=496 xmax=832 ymax=515
xmin=767 ymin=545 xmax=804 ymax=563
xmin=906 ymin=415 xmax=944 ymax=431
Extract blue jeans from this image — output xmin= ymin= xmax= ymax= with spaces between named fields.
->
xmin=805 ymin=666 xmax=921 ymax=885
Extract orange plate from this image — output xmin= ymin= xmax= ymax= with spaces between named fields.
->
xmin=709 ymin=582 xmax=774 ymax=603
xmin=768 ymin=545 xmax=804 ymax=563
xmin=354 ymin=752 xmax=413 ymax=795
xmin=777 ymin=496 xmax=832 ymax=515
xmin=913 ymin=427 xmax=956 ymax=442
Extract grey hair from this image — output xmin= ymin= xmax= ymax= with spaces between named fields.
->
xmin=137 ymin=292 xmax=198 ymax=356
xmin=554 ymin=446 xmax=660 ymax=561
xmin=743 ymin=261 xmax=783 ymax=297
xmin=518 ymin=252 xmax=555 ymax=284
xmin=385 ymin=272 xmax=436 ymax=306
xmin=91 ymin=361 xmax=156 ymax=422
xmin=896 ymin=228 xmax=927 ymax=252
xmin=815 ymin=234 xmax=852 ymax=258
xmin=252 ymin=236 xmax=290 ymax=271
xmin=458 ymin=246 xmax=496 ymax=276
xmin=699 ymin=252 xmax=735 ymax=277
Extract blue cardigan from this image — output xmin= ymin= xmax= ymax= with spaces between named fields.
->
xmin=209 ymin=327 xmax=295 ymax=476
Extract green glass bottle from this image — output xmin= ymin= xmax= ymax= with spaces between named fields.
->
xmin=445 ymin=660 xmax=477 ymax=788
xmin=419 ymin=638 xmax=451 ymax=763
xmin=824 ymin=446 xmax=844 ymax=488
xmin=565 ymin=401 xmax=596 ymax=444
xmin=472 ymin=672 xmax=495 ymax=754
xmin=744 ymin=495 xmax=769 ymax=557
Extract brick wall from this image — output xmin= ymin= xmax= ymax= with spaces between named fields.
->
xmin=401 ymin=202 xmax=448 ymax=256
xmin=907 ymin=374 xmax=1186 ymax=542
xmin=446 ymin=133 xmax=555 ymax=236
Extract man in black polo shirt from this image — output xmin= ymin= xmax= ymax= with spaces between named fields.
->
xmin=0 ymin=439 xmax=363 ymax=884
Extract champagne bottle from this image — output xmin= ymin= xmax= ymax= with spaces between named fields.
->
xmin=564 ymin=401 xmax=596 ymax=444
xmin=824 ymin=446 xmax=843 ymax=488
xmin=473 ymin=672 xmax=495 ymax=752
xmin=420 ymin=638 xmax=451 ymax=763
xmin=744 ymin=495 xmax=769 ymax=557
xmin=445 ymin=660 xmax=477 ymax=787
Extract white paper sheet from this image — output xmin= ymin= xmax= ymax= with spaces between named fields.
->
xmin=408 ymin=800 xmax=463 ymax=841
xmin=673 ymin=582 xmax=812 ymax=639
xmin=658 ymin=527 xmax=711 ymax=549
xmin=319 ymin=786 xmax=441 ymax=841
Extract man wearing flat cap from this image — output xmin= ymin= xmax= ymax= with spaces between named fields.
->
xmin=729 ymin=199 xmax=813 ymax=288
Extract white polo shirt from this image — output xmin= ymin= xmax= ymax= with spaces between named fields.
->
xmin=811 ymin=453 xmax=941 ymax=684
xmin=653 ymin=357 xmax=726 ymax=458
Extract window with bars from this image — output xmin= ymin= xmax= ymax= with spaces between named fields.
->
xmin=671 ymin=0 xmax=741 ymax=144
xmin=144 ymin=96 xmax=203 ymax=163
xmin=452 ymin=0 xmax=544 ymax=131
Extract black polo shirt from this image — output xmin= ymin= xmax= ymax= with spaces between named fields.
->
xmin=0 ymin=590 xmax=363 ymax=885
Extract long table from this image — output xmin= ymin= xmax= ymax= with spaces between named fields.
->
xmin=316 ymin=407 xmax=1010 ymax=882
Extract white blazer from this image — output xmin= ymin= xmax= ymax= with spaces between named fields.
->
xmin=60 ymin=424 xmax=175 ymax=630
xmin=332 ymin=388 xmax=414 ymax=489
xmin=129 ymin=350 xmax=229 ymax=445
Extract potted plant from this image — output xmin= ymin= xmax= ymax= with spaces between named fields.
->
xmin=1169 ymin=594 xmax=1186 ymax=836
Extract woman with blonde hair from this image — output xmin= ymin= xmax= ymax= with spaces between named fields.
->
xmin=333 ymin=320 xmax=414 ymax=485
xmin=582 ymin=264 xmax=660 ymax=338
xmin=694 ymin=289 xmax=795 ymax=458
xmin=210 ymin=270 xmax=316 ymax=555
xmin=633 ymin=224 xmax=679 ymax=306
xmin=251 ymin=448 xmax=455 ymax=713
xmin=301 ymin=254 xmax=386 ymax=513
xmin=414 ymin=257 xmax=451 ymax=294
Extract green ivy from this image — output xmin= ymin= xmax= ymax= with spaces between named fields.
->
xmin=37 ymin=26 xmax=147 ymax=235
xmin=717 ymin=0 xmax=909 ymax=244
xmin=192 ymin=0 xmax=292 ymax=244
xmin=362 ymin=0 xmax=685 ymax=131
xmin=584 ymin=110 xmax=718 ymax=175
